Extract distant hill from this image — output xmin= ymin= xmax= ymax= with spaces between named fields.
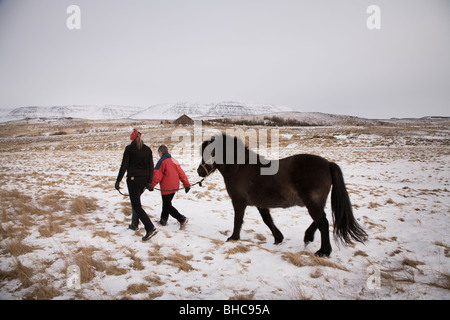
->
xmin=130 ymin=101 xmax=293 ymax=119
xmin=0 ymin=105 xmax=143 ymax=122
xmin=0 ymin=102 xmax=293 ymax=122
xmin=1 ymin=103 xmax=447 ymax=125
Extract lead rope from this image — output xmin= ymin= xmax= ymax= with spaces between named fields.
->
xmin=152 ymin=178 xmax=205 ymax=192
xmin=117 ymin=177 xmax=206 ymax=197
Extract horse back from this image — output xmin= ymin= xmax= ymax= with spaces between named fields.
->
xmin=234 ymin=154 xmax=332 ymax=209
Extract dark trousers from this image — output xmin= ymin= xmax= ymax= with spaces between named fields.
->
xmin=161 ymin=193 xmax=186 ymax=223
xmin=127 ymin=176 xmax=154 ymax=232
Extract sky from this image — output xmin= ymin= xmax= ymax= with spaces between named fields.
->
xmin=0 ymin=0 xmax=449 ymax=119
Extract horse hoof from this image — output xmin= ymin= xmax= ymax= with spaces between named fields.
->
xmin=314 ymin=250 xmax=331 ymax=258
xmin=304 ymin=236 xmax=314 ymax=244
xmin=227 ymin=236 xmax=239 ymax=242
xmin=273 ymin=238 xmax=283 ymax=245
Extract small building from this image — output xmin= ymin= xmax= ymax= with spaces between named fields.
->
xmin=174 ymin=114 xmax=194 ymax=125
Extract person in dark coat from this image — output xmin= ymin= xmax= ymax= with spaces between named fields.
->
xmin=149 ymin=145 xmax=190 ymax=229
xmin=115 ymin=129 xmax=157 ymax=241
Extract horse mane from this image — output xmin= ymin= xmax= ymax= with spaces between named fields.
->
xmin=203 ymin=133 xmax=267 ymax=165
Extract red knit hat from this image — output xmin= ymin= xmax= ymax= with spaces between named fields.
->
xmin=130 ymin=129 xmax=141 ymax=140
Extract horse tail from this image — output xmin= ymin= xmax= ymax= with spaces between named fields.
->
xmin=329 ymin=162 xmax=368 ymax=244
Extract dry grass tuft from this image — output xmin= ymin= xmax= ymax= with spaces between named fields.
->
xmin=145 ymin=275 xmax=165 ymax=286
xmin=4 ymin=240 xmax=39 ymax=257
xmin=105 ymin=264 xmax=128 ymax=276
xmin=353 ymin=250 xmax=368 ymax=257
xmin=8 ymin=258 xmax=34 ymax=288
xmin=23 ymin=279 xmax=62 ymax=300
xmin=428 ymin=272 xmax=450 ymax=290
xmin=70 ymin=196 xmax=98 ymax=214
xmin=38 ymin=215 xmax=64 ymax=237
xmin=229 ymin=290 xmax=256 ymax=300
xmin=282 ymin=251 xmax=348 ymax=271
xmin=286 ymin=278 xmax=312 ymax=300
xmin=72 ymin=246 xmax=107 ymax=283
xmin=120 ymin=283 xmax=148 ymax=296
xmin=148 ymin=290 xmax=164 ymax=300
xmin=166 ymin=252 xmax=195 ymax=272
xmin=402 ymin=257 xmax=425 ymax=269
xmin=226 ymin=244 xmax=251 ymax=255
xmin=434 ymin=241 xmax=450 ymax=258
xmin=148 ymin=244 xmax=165 ymax=265
xmin=39 ymin=190 xmax=68 ymax=212
xmin=128 ymin=249 xmax=144 ymax=270
xmin=255 ymin=233 xmax=267 ymax=242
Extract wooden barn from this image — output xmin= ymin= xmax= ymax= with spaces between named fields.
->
xmin=174 ymin=114 xmax=194 ymax=125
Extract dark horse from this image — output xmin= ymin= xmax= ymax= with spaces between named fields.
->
xmin=197 ymin=134 xmax=367 ymax=257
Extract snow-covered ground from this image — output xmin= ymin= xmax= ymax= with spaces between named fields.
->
xmin=0 ymin=119 xmax=448 ymax=300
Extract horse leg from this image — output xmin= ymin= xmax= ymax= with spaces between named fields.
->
xmin=227 ymin=200 xmax=247 ymax=242
xmin=307 ymin=206 xmax=332 ymax=257
xmin=303 ymin=222 xmax=317 ymax=247
xmin=257 ymin=207 xmax=284 ymax=245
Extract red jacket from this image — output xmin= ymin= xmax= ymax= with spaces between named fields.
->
xmin=152 ymin=153 xmax=190 ymax=195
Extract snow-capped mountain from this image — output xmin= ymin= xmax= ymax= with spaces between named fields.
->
xmin=0 ymin=102 xmax=293 ymax=122
xmin=0 ymin=105 xmax=144 ymax=122
xmin=131 ymin=101 xmax=293 ymax=120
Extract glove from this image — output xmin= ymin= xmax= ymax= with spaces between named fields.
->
xmin=147 ymin=184 xmax=154 ymax=191
xmin=115 ymin=181 xmax=120 ymax=191
xmin=185 ymin=186 xmax=190 ymax=193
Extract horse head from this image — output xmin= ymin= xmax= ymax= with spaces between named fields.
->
xmin=197 ymin=136 xmax=217 ymax=177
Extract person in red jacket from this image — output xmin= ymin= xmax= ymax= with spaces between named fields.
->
xmin=150 ymin=145 xmax=190 ymax=229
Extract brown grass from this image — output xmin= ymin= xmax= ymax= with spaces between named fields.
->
xmin=434 ymin=241 xmax=450 ymax=258
xmin=10 ymin=258 xmax=34 ymax=288
xmin=254 ymin=233 xmax=267 ymax=242
xmin=38 ymin=215 xmax=64 ymax=237
xmin=428 ymin=272 xmax=450 ymax=290
xmin=120 ymin=283 xmax=148 ymax=296
xmin=166 ymin=252 xmax=195 ymax=272
xmin=39 ymin=190 xmax=68 ymax=212
xmin=148 ymin=244 xmax=165 ymax=265
xmin=145 ymin=275 xmax=165 ymax=286
xmin=353 ymin=250 xmax=368 ymax=257
xmin=128 ymin=249 xmax=144 ymax=270
xmin=282 ymin=251 xmax=348 ymax=271
xmin=402 ymin=258 xmax=425 ymax=269
xmin=229 ymin=290 xmax=256 ymax=300
xmin=309 ymin=268 xmax=323 ymax=279
xmin=0 ymin=189 xmax=47 ymax=239
xmin=4 ymin=240 xmax=39 ymax=257
xmin=23 ymin=279 xmax=62 ymax=300
xmin=286 ymin=278 xmax=312 ymax=300
xmin=147 ymin=290 xmax=164 ymax=300
xmin=226 ymin=244 xmax=251 ymax=255
xmin=71 ymin=246 xmax=107 ymax=283
xmin=70 ymin=196 xmax=99 ymax=214
xmin=105 ymin=264 xmax=128 ymax=276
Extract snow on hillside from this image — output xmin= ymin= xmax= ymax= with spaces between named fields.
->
xmin=218 ymin=111 xmax=385 ymax=126
xmin=0 ymin=105 xmax=144 ymax=122
xmin=127 ymin=101 xmax=293 ymax=120
xmin=0 ymin=102 xmax=293 ymax=122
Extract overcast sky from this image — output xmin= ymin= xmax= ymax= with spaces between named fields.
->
xmin=0 ymin=0 xmax=449 ymax=118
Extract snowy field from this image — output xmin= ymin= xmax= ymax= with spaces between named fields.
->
xmin=0 ymin=118 xmax=449 ymax=300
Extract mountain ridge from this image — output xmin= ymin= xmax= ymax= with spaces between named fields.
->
xmin=0 ymin=102 xmax=293 ymax=122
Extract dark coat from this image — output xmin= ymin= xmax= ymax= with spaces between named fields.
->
xmin=116 ymin=140 xmax=154 ymax=184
